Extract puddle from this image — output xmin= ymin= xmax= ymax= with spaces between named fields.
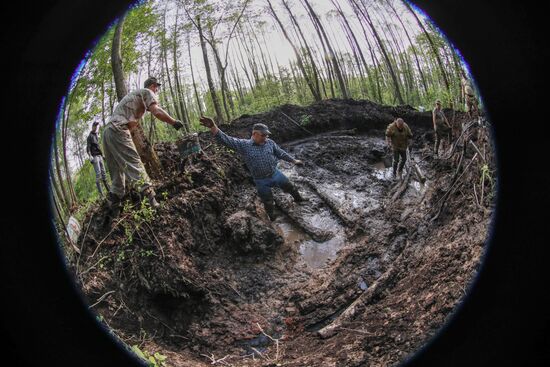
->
xmin=274 ymin=133 xmax=426 ymax=269
xmin=299 ymin=234 xmax=347 ymax=269
xmin=373 ymin=160 xmax=391 ymax=180
xmin=275 ymin=216 xmax=346 ymax=269
xmin=275 ymin=220 xmax=308 ymax=244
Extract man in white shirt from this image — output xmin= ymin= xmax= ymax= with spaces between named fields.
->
xmin=103 ymin=77 xmax=183 ymax=219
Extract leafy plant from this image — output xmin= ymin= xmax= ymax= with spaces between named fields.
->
xmin=300 ymin=114 xmax=312 ymax=126
xmin=131 ymin=345 xmax=169 ymax=367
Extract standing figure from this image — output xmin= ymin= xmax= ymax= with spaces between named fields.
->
xmin=200 ymin=116 xmax=304 ymax=221
xmin=385 ymin=118 xmax=413 ymax=179
xmin=433 ymin=99 xmax=452 ymax=156
xmin=86 ymin=121 xmax=110 ymax=196
xmin=461 ymin=75 xmax=479 ymax=119
xmin=103 ymin=76 xmax=184 ymax=219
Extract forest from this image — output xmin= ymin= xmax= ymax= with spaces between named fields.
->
xmin=50 ymin=0 xmax=473 ymax=224
xmin=49 ymin=1 xmax=493 ymax=366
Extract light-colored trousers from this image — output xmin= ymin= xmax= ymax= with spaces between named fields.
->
xmin=102 ymin=123 xmax=151 ymax=198
xmin=91 ymin=155 xmax=107 ymax=182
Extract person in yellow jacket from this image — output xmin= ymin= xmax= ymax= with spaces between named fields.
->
xmin=385 ymin=118 xmax=413 ymax=179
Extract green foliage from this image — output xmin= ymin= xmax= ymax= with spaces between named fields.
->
xmin=300 ymin=114 xmax=312 ymax=126
xmin=73 ymin=160 xmax=102 ymax=204
xmin=118 ymin=195 xmax=157 ymax=251
xmin=130 ymin=345 xmax=169 ymax=367
xmin=480 ymin=163 xmax=495 ymax=202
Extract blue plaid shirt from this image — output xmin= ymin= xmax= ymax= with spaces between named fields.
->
xmin=215 ymin=129 xmax=295 ymax=179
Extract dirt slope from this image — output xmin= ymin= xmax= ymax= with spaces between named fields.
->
xmin=67 ymin=99 xmax=494 ymax=367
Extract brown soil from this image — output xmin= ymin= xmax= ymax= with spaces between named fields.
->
xmin=67 ymin=99 xmax=494 ymax=367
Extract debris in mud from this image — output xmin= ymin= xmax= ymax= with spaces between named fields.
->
xmin=69 ymin=99 xmax=494 ymax=367
xmin=225 ymin=210 xmax=283 ymax=253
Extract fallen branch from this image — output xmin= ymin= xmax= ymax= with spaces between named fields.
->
xmin=80 ymin=255 xmax=110 ymax=277
xmin=144 ymin=221 xmax=165 ymax=258
xmin=339 ymin=327 xmax=375 ymax=336
xmin=390 ymin=169 xmax=412 ymax=202
xmin=317 ymin=240 xmax=411 ymax=339
xmin=301 ymin=179 xmax=355 ymax=228
xmin=256 ymin=323 xmax=281 ymax=361
xmin=473 ymin=182 xmax=481 ymax=208
xmin=407 ymin=148 xmax=426 ymax=183
xmin=279 ymin=111 xmax=315 ymax=135
xmin=432 ymin=153 xmax=479 ymax=221
xmin=443 ymin=120 xmax=477 ymax=159
xmin=89 ymin=290 xmax=115 ymax=309
xmin=469 ymin=140 xmax=487 ymax=164
xmin=273 ymin=193 xmax=333 ymax=242
xmin=90 ymin=214 xmax=130 ymax=258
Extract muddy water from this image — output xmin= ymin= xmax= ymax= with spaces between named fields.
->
xmin=271 ymin=134 xmax=408 ymax=269
xmin=274 ymin=214 xmax=346 ymax=269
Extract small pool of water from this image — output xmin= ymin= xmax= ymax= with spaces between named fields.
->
xmin=274 ymin=217 xmax=346 ymax=269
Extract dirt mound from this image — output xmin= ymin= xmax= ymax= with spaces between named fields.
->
xmin=67 ymin=99 xmax=494 ymax=367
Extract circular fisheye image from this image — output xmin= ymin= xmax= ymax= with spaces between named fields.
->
xmin=49 ymin=0 xmax=496 ymax=366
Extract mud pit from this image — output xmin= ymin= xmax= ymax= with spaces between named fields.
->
xmin=70 ymin=100 xmax=493 ymax=367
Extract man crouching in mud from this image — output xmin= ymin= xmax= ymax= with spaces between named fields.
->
xmin=200 ymin=116 xmax=304 ymax=221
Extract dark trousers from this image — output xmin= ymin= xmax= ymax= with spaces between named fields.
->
xmin=254 ymin=169 xmax=301 ymax=218
xmin=392 ymin=149 xmax=407 ymax=174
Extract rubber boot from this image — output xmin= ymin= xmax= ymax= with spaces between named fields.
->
xmin=95 ymin=181 xmax=104 ymax=196
xmin=103 ymin=192 xmax=122 ymax=227
xmin=102 ymin=179 xmax=110 ymax=193
xmin=283 ymin=182 xmax=303 ymax=202
xmin=263 ymin=200 xmax=276 ymax=221
xmin=143 ymin=188 xmax=160 ymax=209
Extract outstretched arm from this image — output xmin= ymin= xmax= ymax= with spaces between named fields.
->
xmin=149 ymin=103 xmax=176 ymax=126
xmin=200 ymin=116 xmax=247 ymax=152
xmin=273 ymin=142 xmax=300 ymax=164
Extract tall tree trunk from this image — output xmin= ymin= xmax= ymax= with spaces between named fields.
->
xmin=187 ymin=34 xmax=203 ymax=116
xmin=111 ymin=14 xmax=162 ymax=179
xmin=332 ymin=0 xmax=370 ymax=98
xmin=282 ymin=0 xmax=322 ymax=100
xmin=403 ymin=1 xmax=450 ymax=94
xmin=53 ymin=132 xmax=71 ymax=211
xmin=207 ymin=29 xmax=232 ymax=122
xmin=267 ymin=0 xmax=322 ymax=102
xmin=197 ymin=16 xmax=224 ymax=123
xmin=172 ymin=11 xmax=190 ymax=133
xmin=350 ymin=0 xmax=404 ymax=104
xmin=61 ymin=95 xmax=78 ymax=205
xmin=302 ymin=0 xmax=349 ymax=99
xmin=386 ymin=0 xmax=429 ymax=97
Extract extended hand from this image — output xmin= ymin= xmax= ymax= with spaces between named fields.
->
xmin=199 ymin=116 xmax=215 ymax=129
xmin=173 ymin=120 xmax=184 ymax=130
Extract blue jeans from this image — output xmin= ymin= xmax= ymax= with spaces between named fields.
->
xmin=253 ymin=169 xmax=291 ymax=203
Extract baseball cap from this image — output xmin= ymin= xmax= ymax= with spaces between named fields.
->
xmin=252 ymin=123 xmax=271 ymax=135
xmin=144 ymin=77 xmax=161 ymax=88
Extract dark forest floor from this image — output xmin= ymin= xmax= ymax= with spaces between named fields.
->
xmin=66 ymin=99 xmax=494 ymax=367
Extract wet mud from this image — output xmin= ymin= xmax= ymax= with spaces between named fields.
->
xmin=68 ymin=99 xmax=494 ymax=366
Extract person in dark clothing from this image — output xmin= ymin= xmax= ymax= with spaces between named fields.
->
xmin=86 ymin=121 xmax=110 ymax=196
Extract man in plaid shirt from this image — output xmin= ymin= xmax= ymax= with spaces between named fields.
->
xmin=200 ymin=116 xmax=304 ymax=220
